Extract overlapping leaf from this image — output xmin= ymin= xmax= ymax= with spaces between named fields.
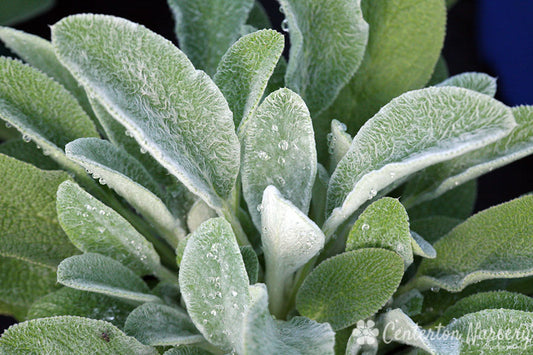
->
xmin=52 ymin=15 xmax=240 ymax=210
xmin=279 ymin=0 xmax=369 ymax=116
xmin=242 ymin=88 xmax=316 ymax=228
xmin=324 ymin=87 xmax=515 ymax=236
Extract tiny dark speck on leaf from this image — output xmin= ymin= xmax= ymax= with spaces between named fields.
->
xmin=101 ymin=331 xmax=110 ymax=342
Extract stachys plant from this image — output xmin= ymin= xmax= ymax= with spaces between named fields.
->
xmin=0 ymin=0 xmax=532 ymax=354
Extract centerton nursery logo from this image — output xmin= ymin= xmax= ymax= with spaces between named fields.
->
xmin=353 ymin=320 xmax=379 ymax=345
xmin=382 ymin=318 xmax=533 ymax=351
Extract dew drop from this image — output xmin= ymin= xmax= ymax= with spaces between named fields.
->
xmin=5 ymin=122 xmax=12 ymax=128
xmin=257 ymin=151 xmax=270 ymax=161
xmin=99 ymin=210 xmax=106 ymax=215
xmin=368 ymin=188 xmax=377 ymax=199
xmin=276 ymin=176 xmax=286 ymax=186
xmin=140 ymin=147 xmax=147 ymax=154
xmin=279 ymin=5 xmax=285 ymax=14
xmin=231 ymin=290 xmax=238 ymax=297
xmin=271 ymin=124 xmax=279 ymax=132
xmin=277 ymin=156 xmax=286 ymax=165
xmin=125 ymin=130 xmax=132 ymax=137
xmin=256 ymin=204 xmax=263 ymax=212
xmin=281 ymin=19 xmax=289 ymax=32
xmin=98 ymin=178 xmax=107 ymax=185
xmin=390 ymin=172 xmax=396 ymax=179
xmin=203 ymin=319 xmax=208 ymax=325
xmin=22 ymin=134 xmax=31 ymax=143
xmin=430 ymin=286 xmax=440 ymax=293
xmin=210 ymin=310 xmax=217 ymax=316
xmin=98 ymin=227 xmax=106 ymax=233
xmin=278 ymin=140 xmax=289 ymax=151
xmin=361 ymin=223 xmax=370 ymax=231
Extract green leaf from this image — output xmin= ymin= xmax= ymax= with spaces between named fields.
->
xmin=320 ymin=0 xmax=446 ymax=139
xmin=0 ymin=139 xmax=60 ymax=170
xmin=0 ymin=316 xmax=158 ymax=354
xmin=124 ymin=303 xmax=203 ymax=346
xmin=27 ymin=287 xmax=136 ymax=329
xmin=380 ymin=308 xmax=460 ymax=354
xmin=427 ymin=56 xmax=449 ymax=87
xmin=436 ymin=291 xmax=533 ymax=326
xmin=0 ymin=56 xmax=98 ymax=171
xmin=247 ymin=1 xmax=271 ymax=29
xmin=0 ymin=154 xmax=77 ymax=267
xmin=56 ymin=181 xmax=162 ymax=277
xmin=415 ymin=195 xmax=533 ymax=292
xmin=403 ymin=105 xmax=533 ymax=208
xmin=167 ymin=0 xmax=254 ymax=76
xmin=214 ymin=29 xmax=284 ymax=131
xmin=186 ymin=199 xmax=217 ymax=233
xmin=279 ymin=0 xmax=369 ymax=116
xmin=52 ymin=15 xmax=240 ymax=210
xmin=242 ymin=88 xmax=317 ymax=228
xmin=0 ymin=27 xmax=98 ymax=128
xmin=410 ymin=216 xmax=462 ymax=244
xmin=240 ymin=246 xmax=259 ymax=284
xmin=241 ymin=284 xmax=335 ymax=354
xmin=324 ymin=87 xmax=515 ymax=236
xmin=260 ymin=186 xmax=325 ymax=317
xmin=407 ymin=180 xmax=477 ymax=220
xmin=163 ymin=346 xmax=212 ymax=355
xmin=0 ymin=0 xmax=54 ymax=25
xmin=65 ymin=138 xmax=185 ymax=247
xmin=436 ymin=72 xmax=497 ymax=97
xmin=57 ymin=253 xmax=161 ymax=303
xmin=179 ymin=218 xmax=250 ymax=351
xmin=346 ymin=197 xmax=413 ymax=267
xmin=296 ymin=248 xmax=404 ymax=330
xmin=310 ymin=163 xmax=329 ymax=226
xmin=345 ymin=324 xmax=378 ymax=355
xmin=410 ymin=231 xmax=436 ymax=259
xmin=0 ymin=255 xmax=58 ymax=319
xmin=328 ymin=120 xmax=352 ymax=172
xmin=446 ymin=309 xmax=533 ymax=353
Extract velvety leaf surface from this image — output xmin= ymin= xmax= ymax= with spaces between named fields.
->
xmin=124 ymin=303 xmax=203 ymax=346
xmin=279 ymin=0 xmax=369 ymax=116
xmin=320 ymin=0 xmax=446 ymax=139
xmin=328 ymin=119 xmax=352 ymax=171
xmin=57 ymin=253 xmax=160 ymax=303
xmin=324 ymin=87 xmax=515 ymax=236
xmin=296 ymin=248 xmax=404 ymax=330
xmin=403 ymin=105 xmax=533 ymax=208
xmin=260 ymin=186 xmax=325 ymax=316
xmin=240 ymin=246 xmax=259 ymax=284
xmin=436 ymin=72 xmax=497 ymax=97
xmin=163 ymin=346 xmax=212 ymax=355
xmin=65 ymin=138 xmax=185 ymax=247
xmin=416 ymin=195 xmax=533 ymax=291
xmin=0 ymin=27 xmax=97 ymax=124
xmin=437 ymin=291 xmax=533 ymax=326
xmin=242 ymin=88 xmax=316 ymax=229
xmin=0 ymin=256 xmax=58 ymax=319
xmin=0 ymin=56 xmax=98 ymax=170
xmin=0 ymin=154 xmax=76 ymax=267
xmin=186 ymin=199 xmax=217 ymax=233
xmin=27 ymin=287 xmax=136 ymax=329
xmin=241 ymin=284 xmax=335 ymax=354
xmin=214 ymin=29 xmax=284 ymax=131
xmin=446 ymin=309 xmax=533 ymax=353
xmin=0 ymin=316 xmax=158 ymax=354
xmin=52 ymin=15 xmax=240 ymax=209
xmin=380 ymin=308 xmax=460 ymax=354
xmin=56 ymin=181 xmax=162 ymax=277
xmin=346 ymin=197 xmax=413 ymax=267
xmin=179 ymin=218 xmax=250 ymax=351
xmin=0 ymin=139 xmax=60 ymax=170
xmin=167 ymin=0 xmax=254 ymax=76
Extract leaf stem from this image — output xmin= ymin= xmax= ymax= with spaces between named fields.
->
xmin=220 ymin=202 xmax=251 ymax=246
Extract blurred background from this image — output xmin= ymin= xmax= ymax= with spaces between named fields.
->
xmin=1 ymin=0 xmax=532 ymax=331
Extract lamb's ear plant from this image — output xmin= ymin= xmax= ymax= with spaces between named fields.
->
xmin=1 ymin=1 xmax=532 ymax=354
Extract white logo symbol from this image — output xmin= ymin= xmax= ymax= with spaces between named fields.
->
xmin=353 ymin=320 xmax=379 ymax=345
